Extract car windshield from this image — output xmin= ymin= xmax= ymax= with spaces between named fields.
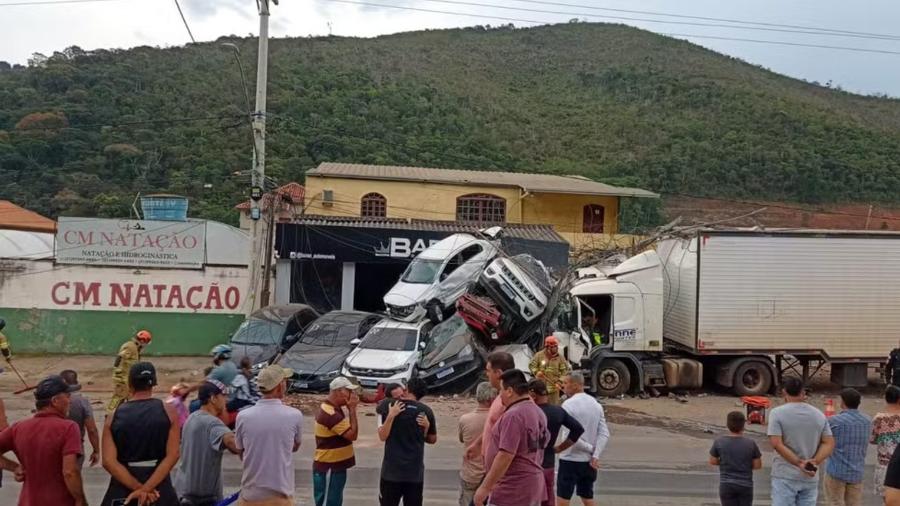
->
xmin=298 ymin=322 xmax=359 ymax=347
xmin=231 ymin=319 xmax=284 ymax=345
xmin=401 ymin=258 xmax=443 ymax=284
xmin=360 ymin=326 xmax=418 ymax=351
xmin=423 ymin=315 xmax=467 ymax=356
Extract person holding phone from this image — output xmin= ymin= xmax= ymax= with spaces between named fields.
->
xmin=768 ymin=376 xmax=835 ymax=506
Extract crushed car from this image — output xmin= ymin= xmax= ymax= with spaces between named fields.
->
xmin=383 ymin=233 xmax=497 ymax=323
xmin=279 ymin=311 xmax=382 ymax=392
xmin=229 ymin=304 xmax=319 ymax=366
xmin=416 ymin=314 xmax=486 ymax=392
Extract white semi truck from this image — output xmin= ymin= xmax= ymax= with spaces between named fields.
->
xmin=555 ymin=229 xmax=900 ymax=396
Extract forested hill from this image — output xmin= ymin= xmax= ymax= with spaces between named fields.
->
xmin=2 ymin=22 xmax=900 ymax=227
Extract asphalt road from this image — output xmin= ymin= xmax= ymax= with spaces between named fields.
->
xmin=0 ymin=419 xmax=886 ymax=505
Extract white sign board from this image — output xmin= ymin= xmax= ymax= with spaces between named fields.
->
xmin=56 ymin=217 xmax=206 ymax=269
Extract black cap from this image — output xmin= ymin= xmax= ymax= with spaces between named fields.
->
xmin=128 ymin=362 xmax=158 ymax=389
xmin=35 ymin=375 xmax=80 ymax=401
xmin=198 ymin=380 xmax=230 ymax=404
xmin=527 ymin=378 xmax=549 ymax=396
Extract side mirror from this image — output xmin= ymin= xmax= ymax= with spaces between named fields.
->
xmin=350 ymin=338 xmax=361 ymax=347
xmin=419 ymin=341 xmax=426 ymax=350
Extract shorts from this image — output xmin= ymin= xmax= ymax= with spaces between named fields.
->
xmin=557 ymin=460 xmax=597 ymax=500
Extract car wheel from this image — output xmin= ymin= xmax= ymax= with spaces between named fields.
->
xmin=426 ymin=301 xmax=445 ymax=324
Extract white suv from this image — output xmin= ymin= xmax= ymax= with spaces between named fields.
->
xmin=479 ymin=254 xmax=552 ymax=323
xmin=384 ymin=234 xmax=497 ymax=323
xmin=342 ymin=319 xmax=433 ymax=388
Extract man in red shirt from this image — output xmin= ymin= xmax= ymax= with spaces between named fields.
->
xmin=0 ymin=374 xmax=86 ymax=506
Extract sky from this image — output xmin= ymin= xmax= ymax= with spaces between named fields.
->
xmin=2 ymin=0 xmax=900 ymax=97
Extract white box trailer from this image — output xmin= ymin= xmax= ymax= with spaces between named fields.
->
xmin=562 ymin=229 xmax=900 ymax=397
xmin=660 ymin=229 xmax=900 ymax=359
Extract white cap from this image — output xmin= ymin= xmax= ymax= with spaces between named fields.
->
xmin=329 ymin=376 xmax=360 ymax=391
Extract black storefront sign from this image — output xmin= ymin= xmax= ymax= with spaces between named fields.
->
xmin=275 ymin=223 xmax=569 ymax=268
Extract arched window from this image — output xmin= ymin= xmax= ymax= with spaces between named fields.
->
xmin=360 ymin=193 xmax=386 ymax=217
xmin=456 ymin=194 xmax=506 ymax=224
xmin=583 ymin=204 xmax=605 ymax=233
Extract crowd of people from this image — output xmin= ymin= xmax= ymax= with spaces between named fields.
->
xmin=7 ymin=330 xmax=900 ymax=506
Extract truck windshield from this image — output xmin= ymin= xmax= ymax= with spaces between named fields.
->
xmin=360 ymin=327 xmax=418 ymax=351
xmin=401 ymin=258 xmax=443 ymax=284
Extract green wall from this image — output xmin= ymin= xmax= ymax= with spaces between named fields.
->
xmin=2 ymin=308 xmax=245 ymax=355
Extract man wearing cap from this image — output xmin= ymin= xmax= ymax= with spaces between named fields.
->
xmin=176 ymin=380 xmax=241 ymax=506
xmin=235 ymin=364 xmax=303 ymax=506
xmin=107 ymin=329 xmax=152 ymax=413
xmin=529 ymin=336 xmax=570 ymax=405
xmin=0 ymin=375 xmax=87 ymax=506
xmin=313 ymin=377 xmax=361 ymax=506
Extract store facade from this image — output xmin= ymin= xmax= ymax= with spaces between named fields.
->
xmin=273 ymin=216 xmax=569 ymax=314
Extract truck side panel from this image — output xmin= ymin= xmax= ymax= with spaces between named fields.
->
xmin=659 ymin=238 xmax=698 ymax=349
xmin=696 ymin=233 xmax=900 ymax=359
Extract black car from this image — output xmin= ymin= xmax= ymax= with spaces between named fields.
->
xmin=229 ymin=304 xmax=319 ymax=366
xmin=417 ymin=314 xmax=486 ymax=392
xmin=280 ymin=311 xmax=382 ymax=392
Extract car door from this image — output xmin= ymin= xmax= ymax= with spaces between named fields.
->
xmin=435 ymin=244 xmax=485 ymax=304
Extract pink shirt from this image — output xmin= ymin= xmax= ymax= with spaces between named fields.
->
xmin=481 ymin=395 xmax=505 ymax=458
xmin=484 ymin=398 xmax=550 ymax=506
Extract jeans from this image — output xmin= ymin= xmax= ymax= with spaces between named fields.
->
xmin=313 ymin=469 xmax=348 ymax=506
xmin=771 ymin=477 xmax=818 ymax=506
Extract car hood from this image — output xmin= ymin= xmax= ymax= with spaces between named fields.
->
xmin=419 ymin=333 xmax=475 ymax=369
xmin=346 ymin=348 xmax=416 ymax=370
xmin=230 ymin=343 xmax=279 ymax=366
xmin=384 ymin=282 xmax=433 ymax=307
xmin=280 ymin=346 xmax=349 ymax=375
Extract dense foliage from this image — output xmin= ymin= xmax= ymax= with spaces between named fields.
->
xmin=2 ymin=23 xmax=900 ymax=230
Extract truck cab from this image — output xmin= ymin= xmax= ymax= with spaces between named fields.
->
xmin=557 ymin=251 xmax=667 ymax=396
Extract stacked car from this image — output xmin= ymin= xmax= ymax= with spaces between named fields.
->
xmin=231 ymin=230 xmax=556 ymax=394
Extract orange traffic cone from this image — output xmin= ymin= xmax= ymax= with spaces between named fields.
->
xmin=824 ymin=398 xmax=836 ymax=417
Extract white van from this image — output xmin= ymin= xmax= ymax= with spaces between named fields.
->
xmin=384 ymin=233 xmax=497 ymax=323
xmin=341 ymin=319 xmax=433 ymax=388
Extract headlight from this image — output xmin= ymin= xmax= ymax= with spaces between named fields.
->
xmin=320 ymin=370 xmax=340 ymax=380
xmin=458 ymin=344 xmax=473 ymax=359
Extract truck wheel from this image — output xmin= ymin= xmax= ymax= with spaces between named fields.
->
xmin=594 ymin=359 xmax=631 ymax=397
xmin=732 ymin=361 xmax=773 ymax=396
xmin=426 ymin=301 xmax=445 ymax=324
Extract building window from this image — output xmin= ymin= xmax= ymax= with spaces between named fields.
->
xmin=583 ymin=204 xmax=605 ymax=233
xmin=360 ymin=193 xmax=386 ymax=217
xmin=456 ymin=194 xmax=506 ymax=224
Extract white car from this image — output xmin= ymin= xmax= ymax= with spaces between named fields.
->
xmin=479 ymin=254 xmax=552 ymax=323
xmin=342 ymin=319 xmax=433 ymax=388
xmin=384 ymin=233 xmax=497 ymax=323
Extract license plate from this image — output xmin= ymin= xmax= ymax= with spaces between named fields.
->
xmin=360 ymin=379 xmax=378 ymax=387
xmin=436 ymin=367 xmax=455 ymax=379
xmin=296 ymin=383 xmax=309 ymax=389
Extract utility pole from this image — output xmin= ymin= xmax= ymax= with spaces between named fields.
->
xmin=248 ymin=0 xmax=276 ymax=314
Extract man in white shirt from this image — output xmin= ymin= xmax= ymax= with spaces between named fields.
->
xmin=234 ymin=365 xmax=303 ymax=506
xmin=557 ymin=371 xmax=610 ymax=506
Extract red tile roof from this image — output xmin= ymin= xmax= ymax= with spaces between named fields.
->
xmin=235 ymin=182 xmax=305 ymax=211
xmin=0 ymin=200 xmax=57 ymax=233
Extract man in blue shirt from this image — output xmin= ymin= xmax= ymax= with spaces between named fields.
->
xmin=824 ymin=388 xmax=871 ymax=506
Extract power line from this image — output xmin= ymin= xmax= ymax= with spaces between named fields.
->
xmin=410 ymin=0 xmax=900 ymax=42
xmin=172 ymin=0 xmax=196 ymax=43
xmin=663 ymin=32 xmax=900 ymax=56
xmin=0 ymin=0 xmax=125 ymax=6
xmin=316 ymin=0 xmax=900 ymax=56
xmin=506 ymin=0 xmax=900 ymax=41
xmin=663 ymin=192 xmax=900 ymax=223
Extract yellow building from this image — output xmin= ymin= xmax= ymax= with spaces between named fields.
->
xmin=303 ymin=163 xmax=657 ymax=251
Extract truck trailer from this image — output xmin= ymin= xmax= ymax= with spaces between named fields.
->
xmin=556 ymin=229 xmax=900 ymax=396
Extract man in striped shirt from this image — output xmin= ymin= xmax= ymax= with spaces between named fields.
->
xmin=314 ymin=377 xmax=361 ymax=506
